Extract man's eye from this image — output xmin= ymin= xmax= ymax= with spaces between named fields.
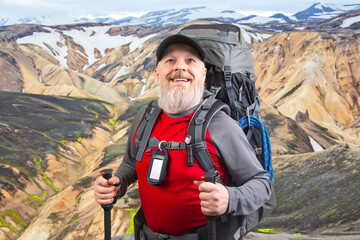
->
xmin=187 ymin=59 xmax=195 ymax=63
xmin=166 ymin=59 xmax=174 ymax=63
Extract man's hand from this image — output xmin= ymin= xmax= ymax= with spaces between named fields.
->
xmin=194 ymin=180 xmax=229 ymax=216
xmin=94 ymin=176 xmax=120 ymax=205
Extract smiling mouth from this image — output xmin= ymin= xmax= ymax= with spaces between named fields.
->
xmin=171 ymin=78 xmax=190 ymax=82
xmin=168 ymin=72 xmax=194 ymax=83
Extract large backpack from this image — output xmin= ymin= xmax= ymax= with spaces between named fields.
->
xmin=179 ymin=23 xmax=276 ymax=226
xmin=134 ymin=24 xmax=276 ymax=239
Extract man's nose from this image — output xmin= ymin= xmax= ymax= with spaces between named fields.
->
xmin=174 ymin=60 xmax=187 ymax=71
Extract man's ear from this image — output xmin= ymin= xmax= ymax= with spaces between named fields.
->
xmin=154 ymin=68 xmax=159 ymax=82
xmin=203 ymin=66 xmax=207 ymax=80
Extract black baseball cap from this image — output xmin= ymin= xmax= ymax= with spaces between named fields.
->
xmin=156 ymin=34 xmax=206 ymax=64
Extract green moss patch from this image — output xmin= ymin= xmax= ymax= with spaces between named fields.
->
xmin=0 ymin=209 xmax=27 ymax=235
xmin=125 ymin=208 xmax=139 ymax=234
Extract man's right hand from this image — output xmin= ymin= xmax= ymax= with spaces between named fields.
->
xmin=94 ymin=176 xmax=120 ymax=205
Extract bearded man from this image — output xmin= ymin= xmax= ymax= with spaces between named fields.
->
xmin=94 ymin=34 xmax=272 ymax=240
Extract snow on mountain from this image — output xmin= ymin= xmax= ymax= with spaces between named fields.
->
xmin=238 ymin=14 xmax=297 ymax=24
xmin=240 ymin=15 xmax=279 ymax=24
xmin=307 ymin=7 xmax=360 ymax=30
xmin=294 ymin=2 xmax=360 ymax=22
xmin=340 ymin=15 xmax=360 ymax=28
xmin=14 ymin=22 xmax=273 ymax=74
xmin=16 ymin=26 xmax=156 ymax=69
xmin=76 ymin=16 xmax=117 ymax=24
xmin=239 ymin=25 xmax=273 ymax=42
xmin=270 ymin=13 xmax=297 ymax=23
xmin=308 ymin=136 xmax=324 ymax=152
xmin=0 ymin=15 xmax=76 ymax=27
xmin=109 ymin=7 xmax=245 ymax=26
xmin=2 ymin=3 xmax=360 ymax=27
xmin=107 ymin=4 xmax=360 ymax=26
xmin=0 ymin=9 xmax=224 ymax=27
xmin=108 ymin=7 xmax=298 ymax=26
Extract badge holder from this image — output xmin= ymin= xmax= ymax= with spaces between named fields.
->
xmin=147 ymin=141 xmax=169 ymax=185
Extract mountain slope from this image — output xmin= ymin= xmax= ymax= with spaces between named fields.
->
xmin=262 ymin=145 xmax=360 ymax=234
xmin=253 ymin=30 xmax=360 ymax=146
xmin=313 ymin=9 xmax=360 ymax=30
xmin=0 ymin=92 xmax=119 ymax=239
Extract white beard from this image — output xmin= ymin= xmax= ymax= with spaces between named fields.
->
xmin=158 ymin=82 xmax=204 ymax=114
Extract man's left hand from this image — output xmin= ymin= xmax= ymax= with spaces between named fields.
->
xmin=194 ymin=180 xmax=229 ymax=216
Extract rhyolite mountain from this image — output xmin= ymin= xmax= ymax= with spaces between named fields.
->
xmin=0 ymin=9 xmax=359 ymax=240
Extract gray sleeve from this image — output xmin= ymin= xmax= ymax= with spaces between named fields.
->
xmin=208 ymin=111 xmax=273 ymax=216
xmin=114 ymin=106 xmax=147 ymax=198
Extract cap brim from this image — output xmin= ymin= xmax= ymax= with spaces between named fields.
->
xmin=156 ymin=34 xmax=206 ymax=63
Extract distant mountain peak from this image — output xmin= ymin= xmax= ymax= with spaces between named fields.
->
xmin=1 ymin=3 xmax=360 ymax=27
xmin=294 ymin=2 xmax=360 ymax=21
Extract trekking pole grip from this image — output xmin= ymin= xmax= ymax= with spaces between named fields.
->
xmin=100 ymin=169 xmax=115 ymax=240
xmin=100 ymin=168 xmax=113 ymax=181
xmin=100 ymin=169 xmax=117 ymax=205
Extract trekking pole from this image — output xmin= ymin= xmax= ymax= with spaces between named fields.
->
xmin=202 ymin=171 xmax=218 ymax=240
xmin=100 ymin=169 xmax=117 ymax=240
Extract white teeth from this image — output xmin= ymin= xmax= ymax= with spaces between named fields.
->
xmin=173 ymin=79 xmax=189 ymax=82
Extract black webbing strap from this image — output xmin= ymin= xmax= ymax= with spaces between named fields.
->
xmin=224 ymin=65 xmax=237 ymax=119
xmin=193 ymin=92 xmax=219 ymax=145
xmin=206 ymin=64 xmax=216 ymax=91
xmin=135 ymin=101 xmax=162 ymax=162
xmin=147 ymin=137 xmax=186 ymax=152
xmin=234 ymin=95 xmax=261 ymax=141
xmin=135 ymin=101 xmax=156 ymax=146
xmin=253 ymin=95 xmax=261 ymax=117
xmin=188 ymin=95 xmax=230 ymax=183
xmin=234 ymin=95 xmax=261 ymax=119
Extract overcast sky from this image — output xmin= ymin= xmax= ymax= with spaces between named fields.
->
xmin=1 ymin=0 xmax=360 ymax=19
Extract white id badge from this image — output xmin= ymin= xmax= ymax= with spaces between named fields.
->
xmin=147 ymin=149 xmax=169 ymax=185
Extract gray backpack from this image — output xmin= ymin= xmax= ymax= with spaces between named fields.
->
xmin=179 ymin=23 xmax=276 ymax=238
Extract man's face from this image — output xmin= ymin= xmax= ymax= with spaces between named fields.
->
xmin=155 ymin=43 xmax=207 ymax=114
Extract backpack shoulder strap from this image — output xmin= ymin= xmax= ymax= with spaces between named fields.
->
xmin=188 ymin=92 xmax=230 ymax=182
xmin=135 ymin=100 xmax=162 ymax=162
